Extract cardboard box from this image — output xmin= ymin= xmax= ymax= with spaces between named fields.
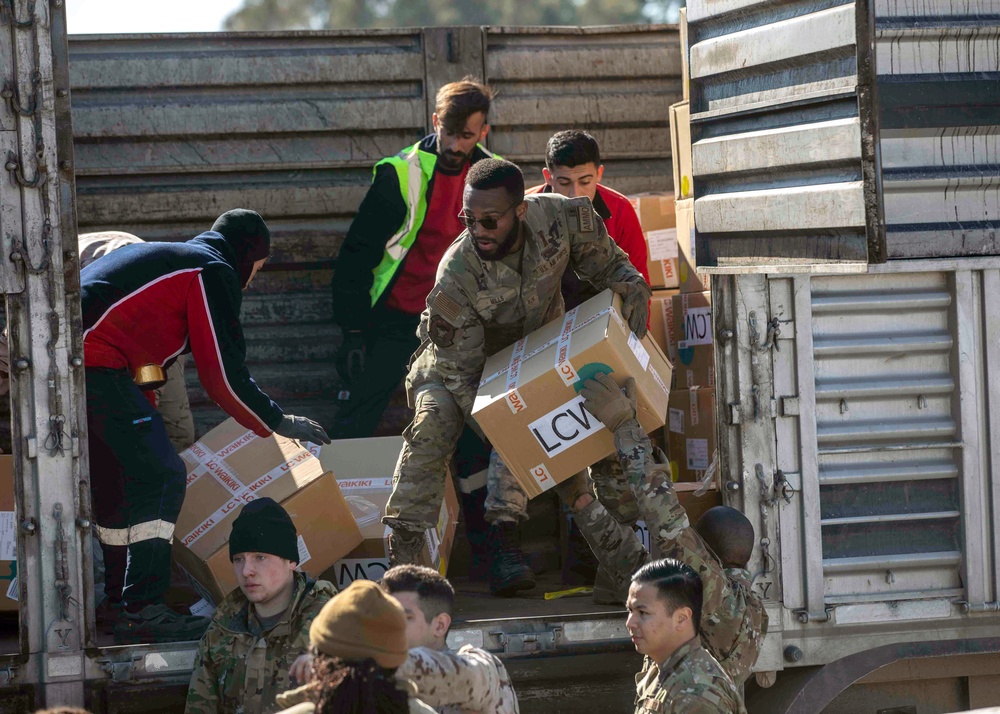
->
xmin=670 ymin=101 xmax=693 ymax=200
xmin=670 ymin=291 xmax=715 ymax=389
xmin=676 ymin=199 xmax=710 ymax=294
xmin=0 ymin=457 xmax=16 ymax=611
xmin=473 ymin=289 xmax=673 ymax=498
xmin=649 ymin=289 xmax=680 ymax=363
xmin=628 ymin=193 xmax=679 ymax=289
xmin=680 ymin=8 xmax=690 ymax=101
xmin=665 ymin=388 xmax=717 ymax=483
xmin=173 ymin=419 xmax=363 ymax=603
xmin=313 ymin=437 xmax=460 ymax=590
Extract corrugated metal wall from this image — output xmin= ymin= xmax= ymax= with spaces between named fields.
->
xmin=66 ymin=26 xmax=682 ymax=435
xmin=685 ymin=0 xmax=1000 ymax=270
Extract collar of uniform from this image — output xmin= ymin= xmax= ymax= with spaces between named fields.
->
xmin=658 ymin=636 xmax=702 ymax=682
xmin=536 ymin=183 xmax=612 ymax=221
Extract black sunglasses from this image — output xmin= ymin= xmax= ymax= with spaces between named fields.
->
xmin=458 ymin=200 xmax=520 ymax=231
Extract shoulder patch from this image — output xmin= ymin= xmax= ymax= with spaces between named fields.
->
xmin=432 ymin=291 xmax=464 ymax=324
xmin=577 ymin=204 xmax=595 ymax=233
xmin=428 ymin=316 xmax=457 ymax=348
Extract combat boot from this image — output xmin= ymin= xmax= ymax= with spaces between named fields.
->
xmin=388 ymin=528 xmax=425 ymax=567
xmin=488 ymin=521 xmax=536 ymax=596
xmin=113 ymin=602 xmax=210 ymax=645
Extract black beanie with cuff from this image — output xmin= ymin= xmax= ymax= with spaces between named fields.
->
xmin=229 ymin=497 xmax=299 ymax=563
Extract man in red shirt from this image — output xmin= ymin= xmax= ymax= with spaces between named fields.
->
xmin=331 ymin=79 xmax=497 ymax=440
xmin=526 ymin=129 xmax=650 ymax=308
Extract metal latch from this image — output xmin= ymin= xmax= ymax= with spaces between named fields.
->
xmin=492 ymin=628 xmax=561 ymax=654
xmin=97 ymin=655 xmax=141 ymax=683
xmin=0 ymin=665 xmax=17 ymax=686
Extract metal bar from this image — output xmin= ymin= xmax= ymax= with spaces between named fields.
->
xmin=793 ymin=275 xmax=825 ymax=616
xmin=815 ymin=375 xmax=954 ymax=399
xmin=819 ymin=461 xmax=958 ymax=486
xmin=816 ymin=417 xmax=956 ymax=443
xmin=812 ymin=332 xmax=953 ymax=356
xmin=822 ymin=551 xmax=963 ymax=574
xmin=820 ymin=510 xmax=961 ymax=526
xmin=811 ymin=291 xmax=951 ymax=314
xmin=856 ymin=0 xmax=887 ymax=263
xmin=818 ymin=441 xmax=963 ymax=455
xmin=985 ymin=269 xmax=1000 ymax=603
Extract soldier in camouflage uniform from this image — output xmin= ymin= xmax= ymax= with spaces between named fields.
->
xmin=384 ymin=158 xmax=651 ymax=595
xmin=628 ymin=559 xmax=746 ymax=713
xmin=577 ymin=374 xmax=767 ymax=685
xmin=186 ymin=499 xmax=336 ymax=714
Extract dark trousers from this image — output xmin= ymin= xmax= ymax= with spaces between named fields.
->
xmin=332 ymin=306 xmax=422 ymax=439
xmin=86 ymin=368 xmax=187 ymax=607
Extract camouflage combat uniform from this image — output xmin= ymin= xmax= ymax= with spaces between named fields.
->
xmin=384 ymin=193 xmax=646 ymax=532
xmin=634 ymin=638 xmax=746 ymax=714
xmin=397 ymin=644 xmax=520 ymax=714
xmin=575 ymin=419 xmax=767 ymax=685
xmin=186 ymin=573 xmax=336 ymax=714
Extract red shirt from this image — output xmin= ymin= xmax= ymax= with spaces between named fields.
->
xmin=526 ymin=183 xmax=650 ymax=284
xmin=386 ymin=165 xmax=469 ymax=314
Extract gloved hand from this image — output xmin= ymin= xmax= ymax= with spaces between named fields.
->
xmin=610 ymin=280 xmax=652 ymax=338
xmin=275 ymin=415 xmax=331 ymax=445
xmin=580 ymin=373 xmax=637 ymax=432
xmin=336 ymin=331 xmax=366 ymax=383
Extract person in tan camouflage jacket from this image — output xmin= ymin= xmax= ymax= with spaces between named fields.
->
xmin=578 ymin=374 xmax=768 ymax=685
xmin=185 ymin=499 xmax=336 ymax=714
xmin=381 ymin=565 xmax=520 ymax=713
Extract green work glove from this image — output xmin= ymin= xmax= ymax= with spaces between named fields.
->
xmin=580 ymin=373 xmax=637 ymax=432
xmin=610 ymin=280 xmax=652 ymax=338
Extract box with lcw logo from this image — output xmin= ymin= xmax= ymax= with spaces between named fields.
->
xmin=472 ymin=290 xmax=673 ymax=498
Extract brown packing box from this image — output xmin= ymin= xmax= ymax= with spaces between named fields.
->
xmin=670 ymin=291 xmax=715 ymax=389
xmin=473 ymin=289 xmax=673 ymax=498
xmin=313 ymin=437 xmax=460 ymax=590
xmin=676 ymin=198 xmax=710 ymax=295
xmin=670 ymin=101 xmax=693 ymax=200
xmin=649 ymin=289 xmax=680 ymax=364
xmin=665 ymin=388 xmax=718 ymax=483
xmin=628 ymin=193 xmax=679 ymax=289
xmin=0 ymin=456 xmax=16 ymax=611
xmin=173 ymin=419 xmax=363 ymax=603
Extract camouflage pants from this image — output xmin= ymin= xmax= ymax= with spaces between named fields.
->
xmin=385 ymin=384 xmax=531 ymax=532
xmin=589 ymin=455 xmax=639 ymax=526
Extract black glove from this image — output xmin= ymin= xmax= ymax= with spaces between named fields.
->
xmin=275 ymin=415 xmax=331 ymax=445
xmin=610 ymin=280 xmax=652 ymax=338
xmin=580 ymin=373 xmax=638 ymax=432
xmin=336 ymin=331 xmax=366 ymax=383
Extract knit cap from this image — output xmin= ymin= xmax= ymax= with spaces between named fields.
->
xmin=309 ymin=580 xmax=408 ymax=668
xmin=229 ymin=497 xmax=299 ymax=563
xmin=211 ymin=209 xmax=271 ymax=287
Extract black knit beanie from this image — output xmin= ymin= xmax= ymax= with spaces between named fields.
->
xmin=229 ymin=497 xmax=299 ymax=563
xmin=211 ymin=209 xmax=271 ymax=287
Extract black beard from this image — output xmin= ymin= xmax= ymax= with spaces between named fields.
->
xmin=439 ymin=149 xmax=472 ymax=171
xmin=473 ymin=220 xmax=522 ymax=261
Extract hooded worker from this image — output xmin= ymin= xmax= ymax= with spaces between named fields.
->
xmin=81 ymin=209 xmax=330 ymax=645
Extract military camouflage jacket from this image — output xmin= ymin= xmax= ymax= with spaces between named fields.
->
xmin=634 ymin=639 xmax=746 ymax=714
xmin=406 ymin=193 xmax=644 ymax=413
xmin=186 ymin=573 xmax=336 ymax=714
xmin=397 ymin=644 xmax=520 ymax=714
xmin=616 ymin=421 xmax=767 ymax=685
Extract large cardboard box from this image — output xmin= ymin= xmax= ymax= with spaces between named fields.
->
xmin=473 ymin=290 xmax=672 ymax=498
xmin=665 ymin=388 xmax=717 ymax=483
xmin=628 ymin=193 xmax=679 ymax=289
xmin=173 ymin=419 xmax=363 ymax=603
xmin=670 ymin=291 xmax=715 ymax=389
xmin=670 ymin=101 xmax=693 ymax=200
xmin=649 ymin=289 xmax=680 ymax=363
xmin=0 ymin=457 xmax=16 ymax=611
xmin=313 ymin=437 xmax=460 ymax=590
xmin=676 ymin=199 xmax=710 ymax=294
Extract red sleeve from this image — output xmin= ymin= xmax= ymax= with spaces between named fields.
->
xmin=607 ymin=192 xmax=651 ymax=285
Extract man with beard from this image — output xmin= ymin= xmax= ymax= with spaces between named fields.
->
xmin=383 ymin=159 xmax=651 ymax=595
xmin=330 ymin=78 xmax=496 ymax=440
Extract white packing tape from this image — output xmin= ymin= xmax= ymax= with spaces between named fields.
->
xmin=554 ymin=307 xmax=580 ymax=386
xmin=504 ymin=337 xmax=528 ymax=414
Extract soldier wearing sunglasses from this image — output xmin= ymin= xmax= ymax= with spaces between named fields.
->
xmin=383 ymin=158 xmax=652 ymax=596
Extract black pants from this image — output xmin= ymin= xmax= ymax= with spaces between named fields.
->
xmin=86 ymin=368 xmax=187 ymax=607
xmin=332 ymin=306 xmax=422 ymax=439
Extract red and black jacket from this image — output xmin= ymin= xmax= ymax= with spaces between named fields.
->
xmin=81 ymin=232 xmax=282 ymax=437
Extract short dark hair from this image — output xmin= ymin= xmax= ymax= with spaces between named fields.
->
xmin=545 ymin=130 xmax=601 ymax=170
xmin=436 ymin=77 xmax=494 ymax=134
xmin=694 ymin=506 xmax=755 ymax=569
xmin=632 ymin=558 xmax=703 ymax=633
xmin=380 ymin=565 xmax=455 ymax=622
xmin=466 ymin=158 xmax=524 ymax=204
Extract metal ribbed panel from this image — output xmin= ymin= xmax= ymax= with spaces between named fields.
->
xmin=809 ymin=272 xmax=963 ymax=599
xmin=67 ymin=27 xmax=682 ymax=434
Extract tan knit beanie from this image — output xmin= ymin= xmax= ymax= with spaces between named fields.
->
xmin=309 ymin=580 xmax=408 ymax=669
